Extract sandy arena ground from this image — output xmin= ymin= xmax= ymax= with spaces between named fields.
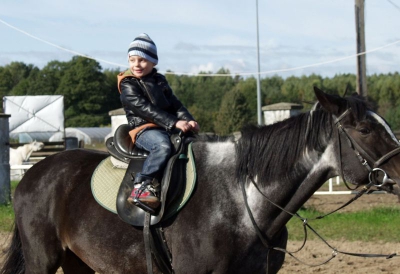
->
xmin=279 ymin=193 xmax=400 ymax=273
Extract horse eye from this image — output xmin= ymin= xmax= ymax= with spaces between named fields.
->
xmin=359 ymin=128 xmax=370 ymax=135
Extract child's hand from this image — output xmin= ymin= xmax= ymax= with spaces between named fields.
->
xmin=188 ymin=121 xmax=200 ymax=133
xmin=175 ymin=120 xmax=191 ymax=133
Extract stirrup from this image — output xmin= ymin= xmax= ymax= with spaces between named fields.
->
xmin=132 ymin=181 xmax=160 ymax=215
xmin=133 ymin=199 xmax=158 ymax=215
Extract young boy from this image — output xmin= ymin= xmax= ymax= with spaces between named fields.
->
xmin=118 ymin=33 xmax=199 ymax=213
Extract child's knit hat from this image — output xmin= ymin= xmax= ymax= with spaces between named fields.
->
xmin=128 ymin=33 xmax=158 ymax=65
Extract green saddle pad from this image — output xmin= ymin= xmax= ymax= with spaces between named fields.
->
xmin=91 ymin=143 xmax=196 ymax=217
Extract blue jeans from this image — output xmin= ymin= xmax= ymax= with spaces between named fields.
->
xmin=134 ymin=128 xmax=172 ymax=183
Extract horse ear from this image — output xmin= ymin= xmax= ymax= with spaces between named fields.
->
xmin=313 ymin=86 xmax=344 ymax=116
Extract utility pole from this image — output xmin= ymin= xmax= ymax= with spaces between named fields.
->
xmin=355 ymin=0 xmax=368 ymax=97
xmin=256 ymin=0 xmax=262 ymax=125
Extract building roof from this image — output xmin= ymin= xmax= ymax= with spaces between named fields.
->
xmin=262 ymin=102 xmax=303 ymax=111
xmin=109 ymin=108 xmax=125 ymax=116
xmin=49 ymin=127 xmax=111 ymax=144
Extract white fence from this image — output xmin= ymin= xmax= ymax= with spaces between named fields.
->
xmin=10 ymin=164 xmax=33 ymax=180
xmin=314 ymin=176 xmax=387 ymax=195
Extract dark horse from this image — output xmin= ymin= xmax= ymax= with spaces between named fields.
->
xmin=2 ymin=88 xmax=400 ymax=274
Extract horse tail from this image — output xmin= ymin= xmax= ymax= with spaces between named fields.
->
xmin=0 ymin=224 xmax=25 ymax=274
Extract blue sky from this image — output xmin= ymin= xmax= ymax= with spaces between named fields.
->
xmin=1 ymin=0 xmax=400 ymax=78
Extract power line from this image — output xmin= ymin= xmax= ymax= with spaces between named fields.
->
xmin=387 ymin=0 xmax=400 ymax=12
xmin=1 ymin=17 xmax=400 ymax=77
xmin=0 ymin=18 xmax=127 ymax=68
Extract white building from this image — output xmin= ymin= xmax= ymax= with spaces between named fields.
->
xmin=262 ymin=102 xmax=303 ymax=125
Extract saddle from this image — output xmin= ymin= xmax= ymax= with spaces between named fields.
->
xmin=106 ymin=124 xmax=194 ymax=226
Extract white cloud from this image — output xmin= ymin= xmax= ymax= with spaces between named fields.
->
xmin=190 ymin=62 xmax=215 ymax=74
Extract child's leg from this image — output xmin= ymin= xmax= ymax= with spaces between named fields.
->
xmin=127 ymin=128 xmax=171 ymax=211
xmin=134 ymin=128 xmax=172 ymax=182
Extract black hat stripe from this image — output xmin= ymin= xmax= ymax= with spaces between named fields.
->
xmin=128 ymin=47 xmax=158 ymax=60
xmin=133 ymin=37 xmax=156 ymax=46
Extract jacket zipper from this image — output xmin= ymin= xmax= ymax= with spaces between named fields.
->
xmin=139 ymin=79 xmax=156 ymax=105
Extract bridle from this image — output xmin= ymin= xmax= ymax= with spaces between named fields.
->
xmin=334 ymin=108 xmax=400 ymax=189
xmin=241 ymin=107 xmax=400 ymax=269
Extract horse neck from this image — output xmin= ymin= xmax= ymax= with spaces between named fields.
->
xmin=242 ymin=145 xmax=337 ymax=243
xmin=19 ymin=145 xmax=33 ymax=161
xmin=240 ymin=113 xmax=337 ymax=239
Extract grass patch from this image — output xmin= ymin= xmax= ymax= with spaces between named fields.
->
xmin=287 ymin=207 xmax=400 ymax=242
xmin=0 ymin=204 xmax=14 ymax=231
xmin=0 ymin=180 xmax=18 ymax=232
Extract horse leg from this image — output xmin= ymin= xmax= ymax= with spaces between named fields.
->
xmin=266 ymin=227 xmax=288 ymax=274
xmin=61 ymin=249 xmax=95 ymax=274
xmin=17 ymin=227 xmax=64 ymax=274
xmin=14 ymin=204 xmax=64 ymax=273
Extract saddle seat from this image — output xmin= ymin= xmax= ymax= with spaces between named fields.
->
xmin=106 ymin=124 xmax=149 ymax=163
xmin=106 ymin=124 xmax=188 ymax=164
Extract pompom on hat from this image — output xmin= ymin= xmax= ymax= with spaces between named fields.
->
xmin=128 ymin=33 xmax=158 ymax=65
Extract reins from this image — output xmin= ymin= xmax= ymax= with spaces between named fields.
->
xmin=241 ymin=107 xmax=400 ymax=268
xmin=242 ymin=175 xmax=398 ymax=268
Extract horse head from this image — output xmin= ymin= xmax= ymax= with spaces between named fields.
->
xmin=31 ymin=141 xmax=45 ymax=151
xmin=314 ymin=86 xmax=400 ymax=192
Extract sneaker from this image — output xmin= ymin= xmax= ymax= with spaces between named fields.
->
xmin=127 ymin=182 xmax=160 ymax=209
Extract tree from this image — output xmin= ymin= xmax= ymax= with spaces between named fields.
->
xmin=5 ymin=62 xmax=34 ymax=87
xmin=214 ymin=89 xmax=252 ymax=136
xmin=0 ymin=67 xmax=13 ymax=112
xmin=235 ymin=77 xmax=258 ymax=125
xmin=103 ymin=68 xmax=123 ymax=112
xmin=262 ymin=75 xmax=285 ymax=106
xmin=385 ymin=106 xmax=400 ymax=130
xmin=34 ymin=60 xmax=68 ymax=95
xmin=11 ymin=67 xmax=42 ymax=95
xmin=56 ymin=56 xmax=108 ymax=127
xmin=2 ymin=57 xmax=400 ymax=132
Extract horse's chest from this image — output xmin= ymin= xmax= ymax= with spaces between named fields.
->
xmin=9 ymin=148 xmax=25 ymax=165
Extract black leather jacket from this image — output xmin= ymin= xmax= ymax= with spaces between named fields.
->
xmin=119 ymin=69 xmax=195 ymax=131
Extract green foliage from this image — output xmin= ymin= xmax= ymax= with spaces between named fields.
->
xmin=384 ymin=106 xmax=400 ymax=130
xmin=215 ymin=89 xmax=252 ymax=135
xmin=56 ymin=56 xmax=109 ymax=127
xmin=103 ymin=68 xmax=123 ymax=113
xmin=1 ymin=57 xmax=400 ymax=132
xmin=236 ymin=77 xmax=258 ymax=125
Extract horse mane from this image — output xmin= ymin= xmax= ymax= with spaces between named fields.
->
xmin=235 ymin=94 xmax=370 ymax=185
